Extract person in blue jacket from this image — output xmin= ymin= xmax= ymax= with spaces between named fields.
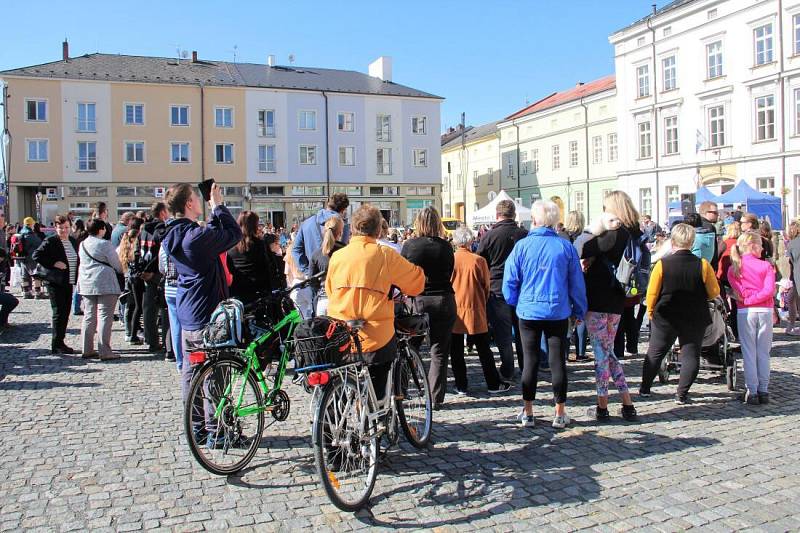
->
xmin=503 ymin=200 xmax=587 ymax=430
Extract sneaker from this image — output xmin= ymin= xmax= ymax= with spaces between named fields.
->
xmin=35 ymin=293 xmax=48 ymax=300
xmin=741 ymin=391 xmax=759 ymax=405
xmin=516 ymin=410 xmax=535 ymax=427
xmin=73 ymin=311 xmax=84 ymax=316
xmin=638 ymin=389 xmax=652 ymax=398
xmin=758 ymin=393 xmax=770 ymax=405
xmin=488 ymin=381 xmax=513 ymax=394
xmin=786 ymin=327 xmax=800 ymax=337
xmin=23 ymin=293 xmax=34 ymax=300
xmin=621 ymin=404 xmax=638 ymax=421
xmin=552 ymin=413 xmax=570 ymax=429
xmin=586 ymin=406 xmax=610 ymax=421
xmin=674 ymin=394 xmax=691 ymax=405
xmin=81 ymin=351 xmax=100 ymax=359
xmin=127 ymin=336 xmax=143 ymax=345
xmin=164 ymin=352 xmax=176 ymax=362
xmin=455 ymin=388 xmax=468 ymax=396
xmin=100 ymin=353 xmax=120 ymax=361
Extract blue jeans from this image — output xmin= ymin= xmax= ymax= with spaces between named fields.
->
xmin=486 ymin=294 xmax=523 ymax=379
xmin=72 ymin=292 xmax=82 ymax=314
xmin=571 ymin=320 xmax=588 ymax=357
xmin=166 ymin=293 xmax=183 ymax=370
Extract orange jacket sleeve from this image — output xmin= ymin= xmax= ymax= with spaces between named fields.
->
xmin=701 ymin=259 xmax=720 ymax=300
xmin=645 ymin=260 xmax=663 ymax=319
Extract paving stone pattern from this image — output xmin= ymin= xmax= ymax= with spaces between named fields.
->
xmin=1 ymin=298 xmax=799 ymax=531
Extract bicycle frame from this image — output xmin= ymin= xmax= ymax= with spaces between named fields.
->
xmin=214 ymin=308 xmax=302 ymax=419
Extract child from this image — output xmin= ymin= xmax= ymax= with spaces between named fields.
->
xmin=728 ymin=231 xmax=776 ymax=405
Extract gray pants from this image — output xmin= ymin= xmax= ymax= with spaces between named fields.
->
xmin=737 ymin=311 xmax=772 ymax=394
xmin=81 ymin=294 xmax=119 ymax=356
xmin=181 ymin=329 xmax=204 ymax=402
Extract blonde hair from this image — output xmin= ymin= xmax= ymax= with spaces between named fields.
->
xmin=786 ymin=220 xmax=800 ymax=241
xmin=603 ymin=191 xmax=639 ymax=229
xmin=321 ymin=215 xmax=344 ymax=256
xmin=729 ymin=231 xmax=763 ymax=278
xmin=414 ymin=206 xmax=444 ymax=238
xmin=531 ymin=200 xmax=560 ymax=228
xmin=118 ymin=229 xmax=139 ymax=273
xmin=564 ymin=211 xmax=585 ymax=234
xmin=723 ymin=222 xmax=741 ymax=241
xmin=285 ymin=240 xmax=302 ymax=279
xmin=670 ymin=223 xmax=696 ymax=250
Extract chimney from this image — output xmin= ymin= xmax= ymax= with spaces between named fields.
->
xmin=62 ymin=39 xmax=69 ymax=61
xmin=576 ymin=81 xmax=584 ymax=87
xmin=192 ymin=50 xmax=198 ymax=63
xmin=368 ymin=56 xmax=392 ymax=82
xmin=267 ymin=54 xmax=276 ymax=67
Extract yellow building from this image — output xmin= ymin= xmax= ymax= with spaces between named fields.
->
xmin=1 ymin=45 xmax=442 ymax=226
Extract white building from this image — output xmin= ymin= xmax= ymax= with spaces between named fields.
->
xmin=497 ymin=76 xmax=618 ymax=222
xmin=610 ymin=0 xmax=800 ymax=224
xmin=440 ymin=121 xmax=500 ymax=223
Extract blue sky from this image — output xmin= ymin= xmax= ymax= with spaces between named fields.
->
xmin=0 ymin=0 xmax=667 ymax=131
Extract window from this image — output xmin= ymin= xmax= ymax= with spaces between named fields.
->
xmin=26 ymin=139 xmax=48 ymax=162
xmin=755 ymin=95 xmax=775 ymax=141
xmin=708 ymin=8 xmax=717 ymax=20
xmin=706 ymin=41 xmax=723 ymax=80
xmin=68 ymin=187 xmax=107 ymax=197
xmin=77 ymin=102 xmax=96 ymax=132
xmin=258 ymin=110 xmax=275 ymax=137
xmin=473 ymin=170 xmax=479 ymax=187
xmin=754 ymin=24 xmax=774 ymax=66
xmin=569 ymin=141 xmax=578 ymax=167
xmin=796 ymin=89 xmax=800 ymax=135
xmin=709 ymin=105 xmax=726 ymax=147
xmin=456 ymin=173 xmax=464 ymax=190
xmin=532 ymin=149 xmax=539 ymax=173
xmin=637 ymin=65 xmax=650 ymax=97
xmin=639 ymin=188 xmax=652 ymax=216
xmin=608 ymin=133 xmax=618 ymax=162
xmin=299 ymin=145 xmax=317 ymax=165
xmin=215 ymin=107 xmax=233 ymax=128
xmin=592 ymin=136 xmax=603 ymax=164
xmin=795 ymin=15 xmax=800 ymax=55
xmin=171 ymin=105 xmax=189 ymax=126
xmin=662 ymin=56 xmax=676 ymax=91
xmin=507 ymin=159 xmax=514 ymax=179
xmin=298 ymin=110 xmax=316 ymax=130
xmin=756 ymin=177 xmax=775 ymax=196
xmin=125 ymin=141 xmax=144 ymax=163
xmin=638 ymin=121 xmax=652 ymax=158
xmin=26 ymin=99 xmax=47 ymax=121
xmin=77 ymin=141 xmax=97 ymax=171
xmin=170 ymin=142 xmax=190 ymax=163
xmin=412 ymin=149 xmax=427 ymax=167
xmin=637 ymin=37 xmax=646 ymax=47
xmin=338 ymin=146 xmax=355 ymax=166
xmin=664 ymin=116 xmax=679 ymax=155
xmin=666 ymin=185 xmax=680 ymax=204
xmin=574 ymin=191 xmax=585 ymax=214
xmin=258 ymin=144 xmax=276 ymax=172
xmin=552 ymin=145 xmax=560 ymax=170
xmin=377 ymin=148 xmax=392 ymax=174
xmin=215 ymin=143 xmax=233 ymax=164
xmin=487 ymin=167 xmax=494 ymax=185
xmin=411 ymin=116 xmax=427 ymax=135
xmin=124 ymin=103 xmax=144 ymax=125
xmin=337 ymin=112 xmax=354 ymax=132
xmin=520 ymin=150 xmax=529 ymax=174
xmin=376 ymin=114 xmax=391 ymax=141
xmin=663 ymin=26 xmax=672 ymax=37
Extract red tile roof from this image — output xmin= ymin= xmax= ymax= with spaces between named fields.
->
xmin=505 ymin=75 xmax=616 ymax=120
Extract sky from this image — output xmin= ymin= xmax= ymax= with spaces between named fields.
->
xmin=0 ymin=0 xmax=669 ymax=132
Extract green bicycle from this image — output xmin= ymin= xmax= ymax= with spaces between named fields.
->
xmin=183 ymin=272 xmax=324 ymax=475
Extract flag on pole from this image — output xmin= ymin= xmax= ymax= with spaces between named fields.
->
xmin=696 ymin=129 xmax=706 ymax=153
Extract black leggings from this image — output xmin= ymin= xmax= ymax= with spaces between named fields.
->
xmin=125 ymin=278 xmax=145 ymax=338
xmin=641 ymin=315 xmax=705 ymax=397
xmin=518 ymin=318 xmax=568 ymax=403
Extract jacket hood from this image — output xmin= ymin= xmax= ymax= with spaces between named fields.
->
xmin=162 ymin=218 xmax=196 ymax=255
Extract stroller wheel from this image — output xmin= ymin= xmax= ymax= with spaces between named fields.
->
xmin=726 ymin=361 xmax=737 ymax=391
xmin=658 ymin=359 xmax=669 ymax=385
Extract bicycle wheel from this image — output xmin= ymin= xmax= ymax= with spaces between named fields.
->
xmin=184 ymin=356 xmax=265 ymax=475
xmin=313 ymin=374 xmax=378 ymax=512
xmin=395 ymin=345 xmax=433 ymax=448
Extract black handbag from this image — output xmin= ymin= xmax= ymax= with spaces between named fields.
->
xmin=33 ymin=264 xmax=67 ymax=286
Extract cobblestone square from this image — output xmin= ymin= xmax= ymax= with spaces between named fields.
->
xmin=0 ymin=298 xmax=798 ymax=531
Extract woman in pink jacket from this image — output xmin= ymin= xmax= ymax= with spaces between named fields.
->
xmin=728 ymin=231 xmax=776 ymax=405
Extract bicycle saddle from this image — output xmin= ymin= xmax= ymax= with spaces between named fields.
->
xmin=346 ymin=319 xmax=366 ymax=332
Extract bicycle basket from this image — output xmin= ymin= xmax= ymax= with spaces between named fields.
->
xmin=395 ymin=311 xmax=429 ymax=337
xmin=202 ymin=299 xmax=246 ymax=349
xmin=292 ymin=316 xmax=358 ymax=369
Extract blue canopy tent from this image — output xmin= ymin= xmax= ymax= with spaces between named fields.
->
xmin=716 ymin=180 xmax=783 ymax=230
xmin=666 ymin=187 xmax=722 ymax=228
xmin=695 ymin=186 xmax=722 ymax=204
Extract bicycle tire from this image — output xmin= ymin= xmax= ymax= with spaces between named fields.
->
xmin=395 ymin=345 xmax=433 ymax=448
xmin=184 ymin=355 xmax=265 ymax=476
xmin=312 ymin=374 xmax=378 ymax=512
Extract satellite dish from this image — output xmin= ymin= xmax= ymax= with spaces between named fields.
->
xmin=288 ymin=54 xmax=296 ymax=64
xmin=180 ymin=50 xmax=189 ymax=59
xmin=488 ymin=191 xmax=497 ymax=201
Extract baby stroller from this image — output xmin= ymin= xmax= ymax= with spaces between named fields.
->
xmin=659 ymin=296 xmax=738 ymax=391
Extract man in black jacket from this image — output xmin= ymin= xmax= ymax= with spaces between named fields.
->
xmin=698 ymin=201 xmax=724 ymax=271
xmin=140 ymin=202 xmax=169 ymax=353
xmin=477 ymin=200 xmax=528 ymax=380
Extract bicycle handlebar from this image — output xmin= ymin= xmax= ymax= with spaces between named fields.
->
xmin=242 ymin=270 xmax=327 ymax=313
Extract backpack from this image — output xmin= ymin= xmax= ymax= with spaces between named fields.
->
xmin=691 ymin=228 xmax=715 ymax=264
xmin=613 ymin=233 xmax=651 ymax=298
xmin=9 ymin=234 xmax=25 ymax=259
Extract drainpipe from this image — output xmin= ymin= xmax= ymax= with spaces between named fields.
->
xmin=647 ymin=4 xmax=661 ymax=222
xmin=1 ymin=83 xmax=11 ymax=218
xmin=580 ymin=95 xmax=590 ymax=220
xmin=778 ymin=0 xmax=788 ymax=226
xmin=323 ymin=91 xmax=331 ymax=198
xmin=199 ymin=82 xmax=206 ymax=218
xmin=514 ymin=122 xmax=521 ymax=202
xmin=461 ymin=112 xmax=466 ymax=224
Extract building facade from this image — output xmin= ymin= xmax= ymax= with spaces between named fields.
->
xmin=1 ymin=47 xmax=442 ymax=226
xmin=497 ymin=76 xmax=618 ymax=222
xmin=440 ymin=121 xmax=500 ymax=223
xmin=611 ymin=0 xmax=800 ymax=223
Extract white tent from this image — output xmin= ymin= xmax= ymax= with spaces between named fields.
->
xmin=471 ymin=190 xmax=531 ymax=225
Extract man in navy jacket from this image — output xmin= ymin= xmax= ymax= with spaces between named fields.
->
xmin=162 ymin=182 xmax=242 ymax=401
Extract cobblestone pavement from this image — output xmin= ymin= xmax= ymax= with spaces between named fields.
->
xmin=1 ymin=298 xmax=799 ymax=532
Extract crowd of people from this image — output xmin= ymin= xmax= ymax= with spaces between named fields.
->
xmin=1 ymin=185 xmax=797 ymax=428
